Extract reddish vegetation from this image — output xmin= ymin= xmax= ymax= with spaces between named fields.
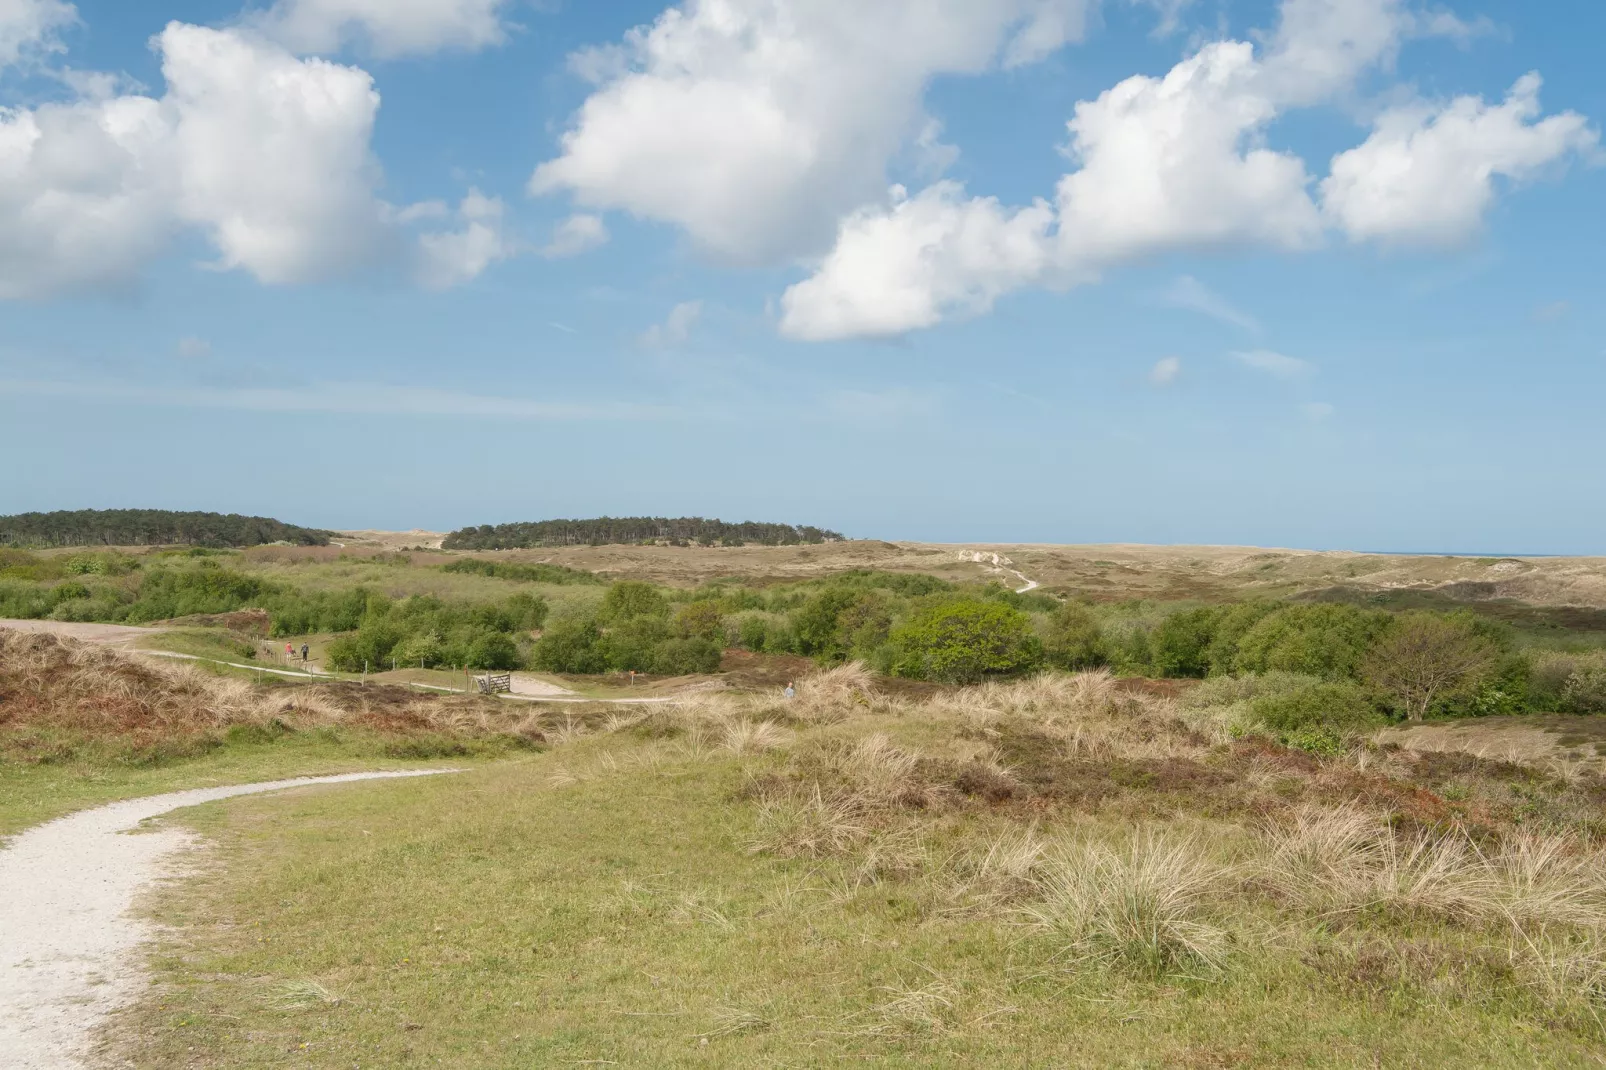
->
xmin=0 ymin=629 xmax=547 ymax=764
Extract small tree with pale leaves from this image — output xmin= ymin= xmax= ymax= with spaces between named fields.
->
xmin=1362 ymin=613 xmax=1499 ymax=722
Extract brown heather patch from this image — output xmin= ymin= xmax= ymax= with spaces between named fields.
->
xmin=0 ymin=629 xmax=557 ymax=764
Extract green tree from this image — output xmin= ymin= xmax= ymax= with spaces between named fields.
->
xmin=652 ymin=637 xmax=723 ymax=675
xmin=1233 ymin=604 xmax=1391 ymax=680
xmin=599 ymin=616 xmax=671 ymax=672
xmin=1361 ymin=612 xmax=1501 ymax=721
xmin=1151 ymin=607 xmax=1225 ymax=678
xmin=466 ymin=631 xmax=520 ymax=671
xmin=674 ymin=600 xmax=726 ymax=642
xmin=1042 ymin=603 xmax=1107 ymax=670
xmin=532 ymin=618 xmax=608 ymax=674
xmin=889 ymin=600 xmax=1044 ymax=684
xmin=600 ymin=582 xmax=668 ymax=623
xmin=1202 ymin=602 xmax=1280 ymax=675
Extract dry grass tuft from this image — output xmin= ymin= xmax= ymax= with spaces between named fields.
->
xmin=1023 ymin=831 xmax=1233 ymax=976
xmin=748 ymin=787 xmax=870 ymax=858
xmin=719 ymin=719 xmax=791 ymax=755
xmin=1260 ymin=807 xmax=1606 ymax=930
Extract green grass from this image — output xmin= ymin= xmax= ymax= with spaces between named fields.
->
xmin=109 ymin=737 xmax=1605 ymax=1068
xmin=0 ymin=734 xmax=485 ymax=840
xmin=241 ymin=557 xmax=607 ymax=621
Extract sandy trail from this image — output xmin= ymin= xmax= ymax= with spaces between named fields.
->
xmin=0 ymin=770 xmax=459 ymax=1070
xmin=958 ymin=551 xmax=1040 ymax=594
xmin=0 ymin=620 xmax=166 ymax=646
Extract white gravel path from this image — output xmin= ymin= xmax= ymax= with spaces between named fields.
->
xmin=0 ymin=770 xmax=460 ymax=1069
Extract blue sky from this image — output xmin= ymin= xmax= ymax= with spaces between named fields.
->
xmin=0 ymin=0 xmax=1601 ymax=552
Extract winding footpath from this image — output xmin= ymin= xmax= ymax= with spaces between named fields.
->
xmin=0 ymin=771 xmax=460 ymax=1069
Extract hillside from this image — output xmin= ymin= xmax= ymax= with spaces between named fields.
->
xmin=0 ymin=510 xmax=333 ymax=549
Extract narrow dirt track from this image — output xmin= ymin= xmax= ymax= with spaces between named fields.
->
xmin=0 ymin=771 xmax=460 ymax=1070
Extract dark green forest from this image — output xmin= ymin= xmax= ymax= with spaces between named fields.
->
xmin=0 ymin=510 xmax=333 ymax=549
xmin=442 ymin=516 xmax=844 ymax=550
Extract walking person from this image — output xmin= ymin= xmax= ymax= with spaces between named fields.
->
xmin=783 ymin=681 xmax=796 ymax=700
xmin=301 ymin=644 xmax=310 ymax=666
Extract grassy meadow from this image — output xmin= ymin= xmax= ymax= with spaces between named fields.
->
xmin=102 ymin=669 xmax=1606 ymax=1067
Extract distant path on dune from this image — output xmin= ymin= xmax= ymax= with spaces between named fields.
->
xmin=0 ymin=771 xmax=461 ymax=1070
xmin=958 ymin=551 xmax=1040 ymax=594
xmin=0 ymin=620 xmax=166 ymax=645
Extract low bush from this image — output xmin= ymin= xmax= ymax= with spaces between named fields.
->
xmin=889 ymin=600 xmax=1043 ymax=684
xmin=1249 ymin=678 xmax=1379 ymax=734
xmin=1042 ymin=603 xmax=1107 ymax=671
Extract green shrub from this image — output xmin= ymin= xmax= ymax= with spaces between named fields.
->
xmin=651 ymin=637 xmax=722 ymax=675
xmin=792 ymin=588 xmax=891 ymax=664
xmin=1151 ymin=607 xmax=1225 ymax=678
xmin=675 ymin=600 xmax=726 ymax=642
xmin=123 ymin=565 xmax=272 ymax=623
xmin=599 ymin=616 xmax=671 ymax=672
xmin=1233 ymin=604 xmax=1392 ymax=680
xmin=601 ymin=582 xmax=669 ymax=623
xmin=1562 ymin=665 xmax=1606 ymax=714
xmin=1249 ymin=678 xmax=1379 ymax=734
xmin=889 ymin=600 xmax=1043 ymax=684
xmin=532 ymin=618 xmax=608 ymax=674
xmin=465 ymin=631 xmax=520 ymax=671
xmin=1202 ymin=602 xmax=1280 ymax=675
xmin=1042 ymin=603 xmax=1107 ymax=670
xmin=735 ymin=614 xmax=768 ymax=652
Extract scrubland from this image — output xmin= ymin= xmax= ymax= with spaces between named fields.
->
xmin=14 ymin=645 xmax=1595 ymax=1066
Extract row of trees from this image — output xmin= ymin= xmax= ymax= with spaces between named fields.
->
xmin=0 ymin=510 xmax=332 ymax=548
xmin=442 ymin=517 xmax=844 ymax=550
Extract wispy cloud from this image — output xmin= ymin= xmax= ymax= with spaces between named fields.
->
xmin=640 ymin=301 xmax=702 ymax=348
xmin=549 ymin=321 xmax=578 ymax=334
xmin=0 ymin=379 xmax=671 ymax=421
xmin=1232 ymin=349 xmax=1313 ymax=379
xmin=1160 ymin=275 xmax=1260 ymax=333
xmin=540 ymin=213 xmax=609 ymax=259
xmin=1533 ymin=300 xmax=1570 ymax=324
xmin=1148 ymin=356 xmax=1182 ymax=386
xmin=1302 ymin=401 xmax=1336 ymax=421
xmin=175 ymin=336 xmax=211 ymax=360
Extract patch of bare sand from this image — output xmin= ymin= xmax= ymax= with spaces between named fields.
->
xmin=1380 ymin=716 xmax=1606 ymax=771
xmin=0 ymin=620 xmax=166 ymax=646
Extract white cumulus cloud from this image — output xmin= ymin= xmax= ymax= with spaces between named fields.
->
xmin=0 ymin=20 xmax=514 ymax=298
xmin=0 ymin=92 xmax=177 ymax=298
xmin=0 ymin=0 xmax=76 ymax=70
xmin=1053 ymin=40 xmax=1322 ymax=268
xmin=780 ymin=0 xmax=1596 ymax=342
xmin=162 ymin=23 xmax=390 ymax=284
xmin=416 ymin=189 xmax=515 ymax=289
xmin=531 ymin=0 xmax=1094 ymax=264
xmin=779 ymin=182 xmax=1055 ymax=341
xmin=250 ymin=0 xmax=510 ymax=58
xmin=1322 ymin=74 xmax=1598 ymax=247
